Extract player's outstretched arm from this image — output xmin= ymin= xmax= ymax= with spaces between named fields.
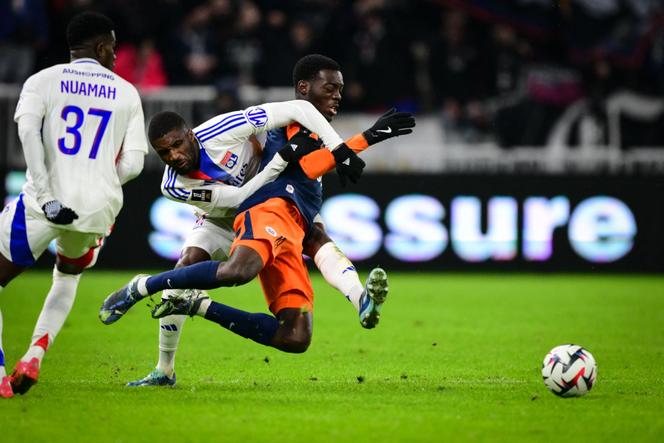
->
xmin=298 ymin=109 xmax=416 ymax=185
xmin=296 ymin=133 xmax=367 ymax=184
xmin=260 ymin=100 xmax=345 ymax=150
xmin=362 ymin=108 xmax=416 ymax=145
xmin=329 ymin=108 xmax=415 ymax=185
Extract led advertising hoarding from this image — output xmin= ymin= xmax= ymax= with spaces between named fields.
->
xmin=3 ymin=171 xmax=663 ymax=271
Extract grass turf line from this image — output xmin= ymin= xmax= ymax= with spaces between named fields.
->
xmin=0 ymin=271 xmax=663 ymax=442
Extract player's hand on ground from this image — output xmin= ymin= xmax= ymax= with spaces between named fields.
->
xmin=278 ymin=128 xmax=323 ymax=163
xmin=333 ymin=143 xmax=366 ymax=187
xmin=363 ymin=108 xmax=416 ymax=145
xmin=42 ymin=200 xmax=79 ymax=225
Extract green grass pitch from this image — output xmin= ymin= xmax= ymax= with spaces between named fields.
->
xmin=0 ymin=271 xmax=663 ymax=442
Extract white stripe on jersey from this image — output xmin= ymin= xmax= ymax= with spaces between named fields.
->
xmin=195 ymin=112 xmax=247 ymax=142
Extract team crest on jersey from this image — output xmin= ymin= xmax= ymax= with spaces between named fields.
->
xmin=245 ymin=106 xmax=268 ymax=128
xmin=221 ymin=151 xmax=239 ymax=169
xmin=265 ymin=226 xmax=278 ymax=237
xmin=286 ymin=184 xmax=294 ymax=194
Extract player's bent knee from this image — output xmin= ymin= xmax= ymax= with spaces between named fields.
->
xmin=278 ymin=334 xmax=311 ymax=353
xmin=218 ymin=248 xmax=263 ymax=285
xmin=55 ymin=262 xmax=85 ymax=275
xmin=56 ymin=248 xmax=99 ymax=274
xmin=303 ymin=223 xmax=331 ymax=257
xmin=217 ymin=261 xmax=258 ymax=285
xmin=0 ymin=252 xmax=25 ymax=286
xmin=273 ymin=308 xmax=312 ymax=353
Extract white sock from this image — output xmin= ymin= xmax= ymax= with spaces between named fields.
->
xmin=157 ymin=316 xmax=185 ymax=377
xmin=155 ymin=289 xmax=184 ymax=377
xmin=314 ymin=242 xmax=364 ymax=312
xmin=196 ymin=298 xmax=211 ymax=316
xmin=0 ymin=286 xmax=5 ymax=378
xmin=137 ymin=276 xmax=150 ymax=296
xmin=21 ymin=267 xmax=81 ymax=363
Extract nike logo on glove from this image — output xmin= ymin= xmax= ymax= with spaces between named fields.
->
xmin=376 ymin=127 xmax=392 ymax=134
xmin=291 ymin=144 xmax=298 ymax=150
xmin=342 ymin=158 xmax=350 ymax=166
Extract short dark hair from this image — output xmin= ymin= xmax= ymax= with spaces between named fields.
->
xmin=148 ymin=111 xmax=187 ymax=142
xmin=292 ymin=54 xmax=341 ymax=86
xmin=66 ymin=12 xmax=115 ymax=48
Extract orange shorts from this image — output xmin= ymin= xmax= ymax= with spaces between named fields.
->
xmin=231 ymin=198 xmax=314 ymax=315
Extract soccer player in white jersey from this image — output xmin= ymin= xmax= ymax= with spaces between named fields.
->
xmin=100 ymin=55 xmax=414 ymax=387
xmin=98 ymin=101 xmax=354 ymax=386
xmin=0 ymin=12 xmax=148 ymax=398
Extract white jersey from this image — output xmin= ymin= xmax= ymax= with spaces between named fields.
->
xmin=14 ymin=58 xmax=148 ymax=233
xmin=160 ymin=101 xmax=341 ymax=221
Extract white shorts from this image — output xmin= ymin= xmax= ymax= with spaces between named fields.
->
xmin=0 ymin=194 xmax=104 ymax=268
xmin=182 ymin=215 xmax=235 ymax=261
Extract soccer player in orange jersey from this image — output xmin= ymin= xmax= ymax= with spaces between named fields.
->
xmin=101 ymin=55 xmax=414 ymax=385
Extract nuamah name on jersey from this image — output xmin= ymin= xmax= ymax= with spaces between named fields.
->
xmin=226 ymin=162 xmax=250 ymax=187
xmin=60 ymin=80 xmax=116 ymax=99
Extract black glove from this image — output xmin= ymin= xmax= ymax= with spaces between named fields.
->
xmin=362 ymin=108 xmax=416 ymax=145
xmin=333 ymin=143 xmax=366 ymax=187
xmin=278 ymin=128 xmax=322 ymax=162
xmin=42 ymin=200 xmax=79 ymax=225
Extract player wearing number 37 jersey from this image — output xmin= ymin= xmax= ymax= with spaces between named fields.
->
xmin=0 ymin=12 xmax=148 ymax=398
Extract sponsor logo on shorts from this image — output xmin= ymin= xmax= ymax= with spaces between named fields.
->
xmin=265 ymin=226 xmax=277 ymax=237
xmin=191 ymin=189 xmax=213 ymax=202
xmin=286 ymin=184 xmax=294 ymax=194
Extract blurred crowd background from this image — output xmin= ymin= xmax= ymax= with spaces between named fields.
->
xmin=2 ymin=0 xmax=663 ymax=270
xmin=1 ymin=0 xmax=664 ymax=155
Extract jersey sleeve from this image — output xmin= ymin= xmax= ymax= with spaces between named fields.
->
xmin=122 ymin=87 xmax=149 ymax=153
xmin=160 ymin=154 xmax=288 ymax=212
xmin=298 ymin=131 xmax=370 ymax=179
xmin=252 ymin=100 xmax=345 ymax=149
xmin=193 ymin=99 xmax=344 ymax=165
xmin=17 ymin=113 xmax=53 ymax=206
xmin=14 ymin=71 xmax=47 ymax=121
xmin=192 ymin=101 xmax=334 ymax=144
xmin=161 ymin=166 xmax=192 ymax=203
xmin=193 ymin=110 xmax=254 ymax=145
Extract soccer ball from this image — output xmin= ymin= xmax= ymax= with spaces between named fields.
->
xmin=541 ymin=344 xmax=597 ymax=397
